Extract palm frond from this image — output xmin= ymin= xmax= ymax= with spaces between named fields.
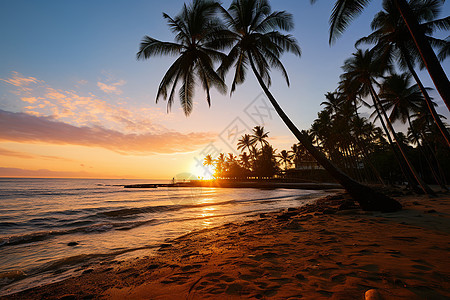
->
xmin=156 ymin=56 xmax=184 ymax=101
xmin=162 ymin=13 xmax=190 ymax=43
xmin=137 ymin=36 xmax=183 ymax=60
xmin=254 ymin=11 xmax=294 ymax=33
xmin=179 ymin=67 xmax=195 ymax=116
xmin=329 ymin=0 xmax=372 ymax=45
xmin=437 ymin=37 xmax=450 ymax=61
xmin=265 ymin=32 xmax=301 ymax=56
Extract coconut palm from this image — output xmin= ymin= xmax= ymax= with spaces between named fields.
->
xmin=340 ymin=49 xmax=434 ymax=194
xmin=237 ymin=134 xmax=255 ymax=153
xmin=250 ymin=126 xmax=270 ymax=149
xmin=204 ymin=154 xmax=214 ymax=167
xmin=311 ymin=0 xmax=450 ymax=110
xmin=239 ymin=152 xmax=252 ymax=170
xmin=321 ymin=91 xmax=344 ymax=115
xmin=137 ymin=0 xmax=226 ymax=115
xmin=215 ymin=153 xmax=226 ymax=177
xmin=277 ymin=150 xmax=292 ymax=171
xmin=218 ymin=0 xmax=401 ymax=211
xmin=379 ymin=73 xmax=448 ymax=189
xmin=356 ymin=0 xmax=450 ymax=147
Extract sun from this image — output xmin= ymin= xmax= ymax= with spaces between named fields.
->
xmin=190 ymin=163 xmax=215 ymax=180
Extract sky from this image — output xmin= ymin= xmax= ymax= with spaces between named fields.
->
xmin=0 ymin=0 xmax=449 ymax=179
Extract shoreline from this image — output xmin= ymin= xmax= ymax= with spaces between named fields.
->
xmin=3 ymin=191 xmax=450 ymax=299
xmin=124 ymin=180 xmax=342 ymax=190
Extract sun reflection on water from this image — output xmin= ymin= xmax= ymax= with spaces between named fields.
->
xmin=200 ymin=206 xmax=216 ymax=227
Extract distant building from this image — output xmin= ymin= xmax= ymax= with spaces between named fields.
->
xmin=294 ymin=161 xmax=323 ymax=170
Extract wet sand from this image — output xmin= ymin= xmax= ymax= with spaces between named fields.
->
xmin=3 ymin=192 xmax=450 ymax=299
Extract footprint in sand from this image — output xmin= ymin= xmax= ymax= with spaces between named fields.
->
xmin=219 ymin=275 xmax=235 ymax=282
xmin=411 ymin=264 xmax=432 ymax=271
xmin=269 ymin=278 xmax=292 ymax=284
xmin=331 ymin=273 xmax=346 ymax=283
xmin=295 ymin=273 xmax=307 ymax=281
xmin=181 ymin=264 xmax=202 ymax=272
xmin=239 ymin=274 xmax=258 ymax=281
xmin=358 ymin=264 xmax=380 ymax=272
xmin=225 ymin=283 xmax=244 ymax=295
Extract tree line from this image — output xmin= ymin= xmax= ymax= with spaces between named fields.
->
xmin=138 ymin=0 xmax=449 ymax=211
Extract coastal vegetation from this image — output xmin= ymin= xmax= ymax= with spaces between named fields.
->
xmin=138 ymin=0 xmax=449 ymax=212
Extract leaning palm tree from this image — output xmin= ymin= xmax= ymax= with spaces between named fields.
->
xmin=311 ymin=0 xmax=450 ymax=110
xmin=137 ymin=0 xmax=226 ymax=115
xmin=356 ymin=0 xmax=450 ymax=147
xmin=218 ymin=0 xmax=401 ymax=211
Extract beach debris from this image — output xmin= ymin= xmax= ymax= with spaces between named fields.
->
xmin=365 ymin=289 xmax=383 ymax=300
xmin=67 ymin=241 xmax=78 ymax=246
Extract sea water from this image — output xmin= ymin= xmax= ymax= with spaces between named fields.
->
xmin=0 ymin=178 xmax=326 ymax=295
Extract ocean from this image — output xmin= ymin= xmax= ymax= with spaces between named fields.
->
xmin=0 ymin=178 xmax=327 ymax=296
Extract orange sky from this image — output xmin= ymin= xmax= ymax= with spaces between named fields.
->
xmin=1 ymin=1 xmax=448 ymax=179
xmin=0 ymin=72 xmax=295 ymax=179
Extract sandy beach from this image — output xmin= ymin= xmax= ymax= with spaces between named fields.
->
xmin=3 ymin=191 xmax=450 ymax=300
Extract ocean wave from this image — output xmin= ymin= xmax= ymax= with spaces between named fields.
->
xmin=0 ymin=219 xmax=158 ymax=248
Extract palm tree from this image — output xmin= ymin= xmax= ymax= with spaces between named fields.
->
xmin=340 ymin=49 xmax=434 ymax=194
xmin=311 ymin=0 xmax=450 ymax=110
xmin=237 ymin=134 xmax=255 ymax=153
xmin=215 ymin=153 xmax=226 ymax=178
xmin=356 ymin=0 xmax=450 ymax=147
xmin=277 ymin=150 xmax=292 ymax=171
xmin=321 ymin=91 xmax=344 ymax=115
xmin=380 ymin=73 xmax=448 ymax=190
xmin=204 ymin=154 xmax=214 ymax=167
xmin=137 ymin=0 xmax=226 ymax=115
xmin=239 ymin=152 xmax=252 ymax=170
xmin=250 ymin=126 xmax=270 ymax=149
xmin=218 ymin=0 xmax=401 ymax=211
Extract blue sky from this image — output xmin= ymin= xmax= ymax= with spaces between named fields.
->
xmin=0 ymin=0 xmax=448 ymax=178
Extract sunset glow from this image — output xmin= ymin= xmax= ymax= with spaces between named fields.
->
xmin=0 ymin=1 xmax=448 ymax=179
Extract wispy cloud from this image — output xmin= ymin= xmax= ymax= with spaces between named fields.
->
xmin=0 ymin=147 xmax=76 ymax=161
xmin=97 ymin=80 xmax=126 ymax=94
xmin=0 ymin=110 xmax=214 ymax=155
xmin=0 ymin=71 xmax=42 ymax=87
xmin=0 ymin=167 xmax=107 ymax=178
xmin=1 ymin=72 xmax=169 ymax=134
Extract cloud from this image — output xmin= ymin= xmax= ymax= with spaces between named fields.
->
xmin=1 ymin=72 xmax=167 ymax=134
xmin=97 ymin=80 xmax=126 ymax=94
xmin=0 ymin=147 xmax=75 ymax=161
xmin=0 ymin=167 xmax=104 ymax=178
xmin=0 ymin=71 xmax=41 ymax=87
xmin=0 ymin=110 xmax=214 ymax=155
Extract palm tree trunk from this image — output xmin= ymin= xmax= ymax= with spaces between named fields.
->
xmin=420 ymin=131 xmax=448 ymax=186
xmin=369 ymin=84 xmax=435 ymax=195
xmin=407 ymin=115 xmax=448 ymax=191
xmin=400 ymin=45 xmax=450 ymax=148
xmin=393 ymin=0 xmax=450 ymax=111
xmin=370 ymin=87 xmax=417 ymax=190
xmin=351 ymin=101 xmax=386 ymax=185
xmin=247 ymin=51 xmax=402 ymax=212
